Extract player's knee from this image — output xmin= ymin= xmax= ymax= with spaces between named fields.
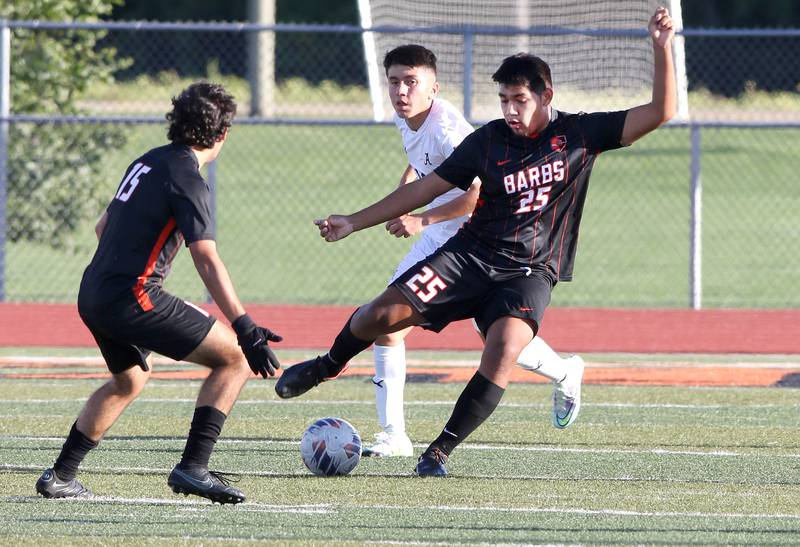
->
xmin=221 ymin=347 xmax=251 ymax=377
xmin=110 ymin=368 xmax=150 ymax=398
xmin=483 ymin=336 xmax=526 ymax=368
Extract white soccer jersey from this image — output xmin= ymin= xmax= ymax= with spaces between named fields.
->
xmin=393 ymin=98 xmax=474 ymax=245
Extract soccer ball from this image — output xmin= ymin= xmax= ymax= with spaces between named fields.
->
xmin=300 ymin=417 xmax=362 ymax=476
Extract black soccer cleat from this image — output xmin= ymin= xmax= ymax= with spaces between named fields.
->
xmin=274 ymin=356 xmax=328 ymax=399
xmin=414 ymin=448 xmax=448 ymax=477
xmin=36 ymin=468 xmax=92 ymax=499
xmin=167 ymin=465 xmax=245 ymax=505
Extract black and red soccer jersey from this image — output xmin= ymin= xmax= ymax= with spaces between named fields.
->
xmin=435 ymin=109 xmax=627 ymax=281
xmin=80 ymin=144 xmax=214 ymax=310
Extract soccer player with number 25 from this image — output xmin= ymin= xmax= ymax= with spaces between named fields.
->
xmin=278 ymin=7 xmax=676 ymax=476
xmin=363 ymin=44 xmax=588 ymax=459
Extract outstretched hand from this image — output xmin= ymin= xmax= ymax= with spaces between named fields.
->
xmin=314 ymin=215 xmax=354 ymax=242
xmin=385 ymin=214 xmax=424 ymax=238
xmin=649 ymin=6 xmax=675 ymax=48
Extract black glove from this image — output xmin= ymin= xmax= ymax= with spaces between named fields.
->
xmin=232 ymin=314 xmax=283 ymax=378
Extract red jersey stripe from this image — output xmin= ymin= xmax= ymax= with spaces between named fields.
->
xmin=132 ymin=218 xmax=177 ymax=311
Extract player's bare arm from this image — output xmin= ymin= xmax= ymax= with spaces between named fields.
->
xmin=315 ymin=172 xmax=455 ymax=242
xmin=386 ymin=181 xmax=480 ymax=238
xmin=189 ymin=239 xmax=281 ymax=377
xmin=94 ymin=212 xmax=109 ymax=240
xmin=189 ymin=240 xmax=247 ymax=323
xmin=620 ymin=6 xmax=676 ymax=146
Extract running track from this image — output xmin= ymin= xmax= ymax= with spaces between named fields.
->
xmin=1 ymin=303 xmax=798 ymax=354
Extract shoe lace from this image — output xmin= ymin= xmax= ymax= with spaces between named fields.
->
xmin=208 ymin=470 xmax=241 ymax=487
xmin=425 ymin=447 xmax=448 ymax=464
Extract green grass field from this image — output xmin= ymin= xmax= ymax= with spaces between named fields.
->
xmin=5 ymin=123 xmax=799 ymax=308
xmin=1 ymin=353 xmax=799 ymax=544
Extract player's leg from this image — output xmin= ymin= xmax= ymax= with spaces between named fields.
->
xmin=364 ymin=327 xmax=415 ymax=457
xmin=416 ymin=316 xmax=534 ymax=477
xmin=516 ymin=337 xmax=585 ymax=428
xmin=37 ymin=332 xmax=152 ymax=499
xmin=364 ymin=239 xmax=438 ymax=457
xmin=166 ymin=319 xmax=252 ymax=505
xmin=275 ymin=286 xmax=424 ymax=399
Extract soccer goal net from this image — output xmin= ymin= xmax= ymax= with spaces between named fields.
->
xmin=358 ymin=0 xmax=688 ymax=122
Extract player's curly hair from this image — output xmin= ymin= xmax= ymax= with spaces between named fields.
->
xmin=492 ymin=54 xmax=552 ymax=95
xmin=166 ymin=82 xmax=237 ymax=149
xmin=383 ymin=44 xmax=437 ymax=75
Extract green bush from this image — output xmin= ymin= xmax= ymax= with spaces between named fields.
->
xmin=2 ymin=0 xmax=130 ymax=247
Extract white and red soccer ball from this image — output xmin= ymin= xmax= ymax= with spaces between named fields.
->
xmin=300 ymin=417 xmax=362 ymax=476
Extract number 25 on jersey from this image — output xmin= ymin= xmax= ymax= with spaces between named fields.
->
xmin=114 ymin=162 xmax=151 ymax=202
xmin=405 ymin=266 xmax=447 ymax=303
xmin=504 ymin=159 xmax=565 ymax=214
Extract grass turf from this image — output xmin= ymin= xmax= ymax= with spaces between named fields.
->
xmin=1 ymin=363 xmax=799 ymax=545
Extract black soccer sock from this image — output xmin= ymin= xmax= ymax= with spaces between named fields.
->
xmin=428 ymin=372 xmax=505 ymax=456
xmin=53 ymin=422 xmax=99 ymax=481
xmin=322 ymin=311 xmax=374 ymax=377
xmin=179 ymin=406 xmax=227 ymax=470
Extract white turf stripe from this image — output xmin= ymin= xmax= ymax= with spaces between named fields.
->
xmin=3 ymin=463 xmax=797 ymax=487
xmin=2 ymin=438 xmax=799 ymax=459
xmin=5 ymin=489 xmax=799 ymax=521
xmin=7 ymin=495 xmax=331 ymax=513
xmin=0 ymin=397 xmax=797 ymax=410
xmin=373 ymin=504 xmax=800 ymax=521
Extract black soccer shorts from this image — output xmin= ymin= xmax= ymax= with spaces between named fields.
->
xmin=391 ymin=235 xmax=555 ymax=336
xmin=78 ymin=288 xmax=216 ymax=374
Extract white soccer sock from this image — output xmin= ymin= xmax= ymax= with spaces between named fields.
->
xmin=373 ymin=343 xmax=407 ymax=435
xmin=517 ymin=336 xmax=568 ymax=382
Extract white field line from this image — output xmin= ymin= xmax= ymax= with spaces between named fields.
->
xmin=0 ymin=397 xmax=797 ymax=411
xmin=2 ymin=355 xmax=799 ymax=369
xmin=5 ymin=494 xmax=331 ymax=513
xmin=4 ymin=491 xmax=799 ymax=521
xmin=2 ymin=438 xmax=799 ymax=459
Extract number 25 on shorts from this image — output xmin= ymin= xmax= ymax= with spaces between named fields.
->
xmin=405 ymin=266 xmax=447 ymax=303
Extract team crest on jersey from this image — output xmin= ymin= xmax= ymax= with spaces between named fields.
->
xmin=550 ymin=135 xmax=567 ymax=152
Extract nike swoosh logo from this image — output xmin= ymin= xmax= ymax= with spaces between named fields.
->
xmin=174 ymin=469 xmax=213 ymax=488
xmin=372 ymin=379 xmax=385 ymax=388
xmin=556 ymin=400 xmax=575 ymax=425
xmin=496 ymin=159 xmax=512 ymax=166
xmin=443 ymin=428 xmax=458 ymax=438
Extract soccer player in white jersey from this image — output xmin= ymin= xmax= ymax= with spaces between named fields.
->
xmin=363 ymin=45 xmax=585 ymax=457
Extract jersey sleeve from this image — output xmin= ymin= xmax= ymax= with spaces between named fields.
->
xmin=433 ymin=130 xmax=483 ymax=191
xmin=578 ymin=110 xmax=629 ymax=152
xmin=166 ymin=163 xmax=215 ymax=245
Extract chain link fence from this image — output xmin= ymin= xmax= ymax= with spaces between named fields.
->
xmin=0 ymin=21 xmax=797 ymax=308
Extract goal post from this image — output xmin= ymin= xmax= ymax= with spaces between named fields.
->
xmin=359 ymin=0 xmax=689 ymax=122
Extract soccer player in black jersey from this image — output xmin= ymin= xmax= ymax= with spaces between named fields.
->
xmin=277 ymin=7 xmax=676 ymax=476
xmin=35 ymin=83 xmax=281 ymax=503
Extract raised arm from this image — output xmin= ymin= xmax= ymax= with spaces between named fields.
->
xmin=315 ymin=172 xmax=456 ymax=242
xmin=621 ymin=6 xmax=676 ymax=146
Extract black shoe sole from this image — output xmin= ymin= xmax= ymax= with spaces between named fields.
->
xmin=169 ymin=483 xmax=245 ymax=505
